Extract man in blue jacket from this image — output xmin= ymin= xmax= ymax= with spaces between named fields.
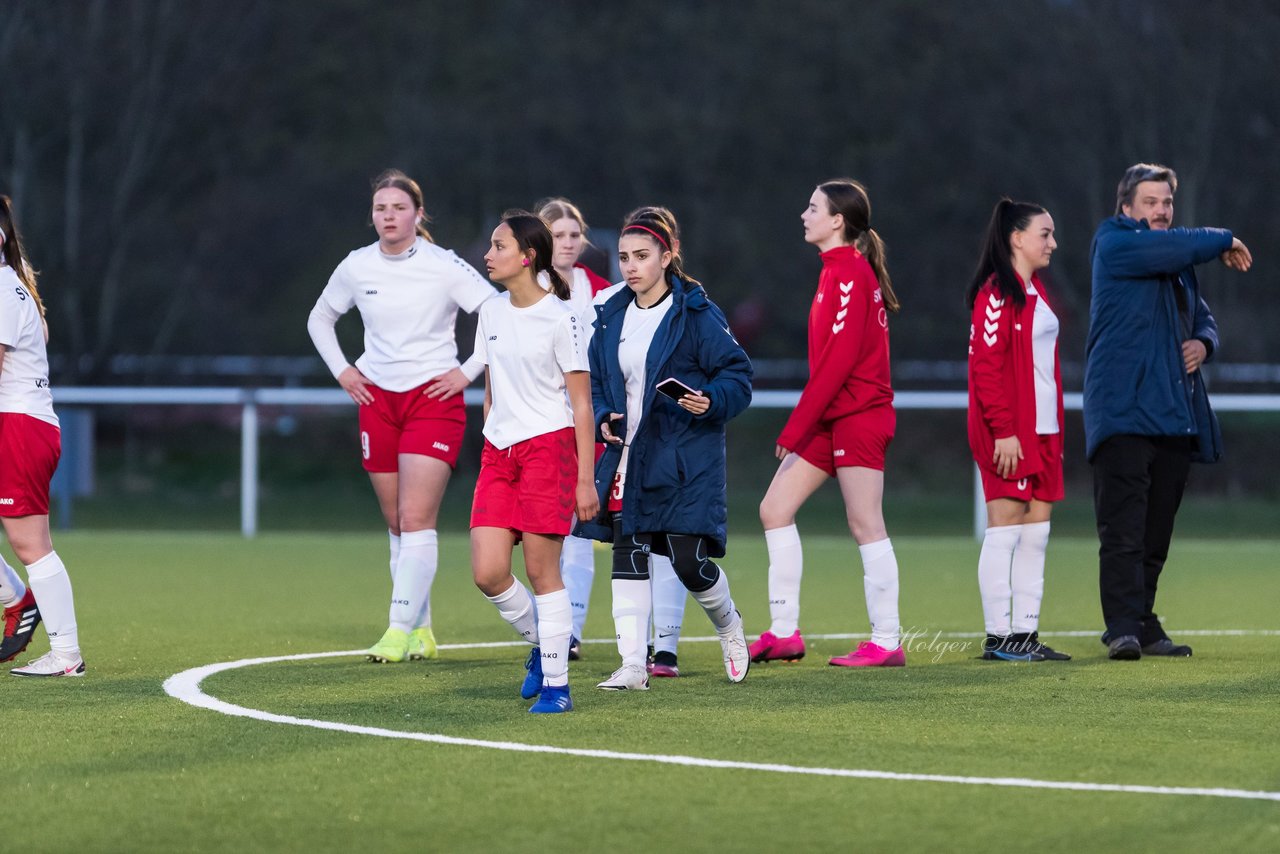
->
xmin=1084 ymin=163 xmax=1252 ymax=661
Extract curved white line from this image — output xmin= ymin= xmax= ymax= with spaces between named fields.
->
xmin=163 ymin=644 xmax=1280 ymax=803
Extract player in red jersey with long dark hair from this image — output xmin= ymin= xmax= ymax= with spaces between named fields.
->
xmin=750 ymin=179 xmax=906 ymax=668
xmin=967 ymin=199 xmax=1070 ymax=662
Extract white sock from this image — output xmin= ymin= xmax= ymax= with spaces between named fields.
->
xmin=535 ymin=590 xmax=572 ymax=688
xmin=387 ymin=530 xmax=400 ymax=583
xmin=978 ymin=524 xmax=1022 ymax=636
xmin=764 ymin=524 xmax=803 ymax=636
xmin=25 ymin=551 xmax=78 ymax=657
xmin=859 ymin=538 xmax=900 ymax=649
xmin=561 ymin=534 xmax=596 ymax=640
xmin=650 ymin=554 xmax=685 ymax=657
xmin=388 ymin=529 xmax=437 ymax=632
xmin=612 ymin=578 xmax=651 ymax=668
xmin=690 ymin=569 xmax=737 ymax=634
xmin=485 ymin=578 xmax=539 ymax=644
xmin=0 ymin=555 xmax=25 ymax=607
xmin=1011 ymin=521 xmax=1049 ymax=635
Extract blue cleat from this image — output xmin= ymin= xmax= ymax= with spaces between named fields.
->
xmin=520 ymin=646 xmax=544 ymax=699
xmin=529 ymin=684 xmax=573 ymax=714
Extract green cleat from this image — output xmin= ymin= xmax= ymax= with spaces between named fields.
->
xmin=365 ymin=627 xmax=410 ymax=663
xmin=407 ymin=627 xmax=438 ymax=661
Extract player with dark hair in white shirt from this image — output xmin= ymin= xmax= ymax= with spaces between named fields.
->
xmin=307 ymin=169 xmax=495 ymax=664
xmin=0 ymin=195 xmax=84 ymax=676
xmin=469 ymin=210 xmax=598 ymax=714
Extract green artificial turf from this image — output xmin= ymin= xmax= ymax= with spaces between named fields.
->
xmin=8 ymin=532 xmax=1280 ymax=852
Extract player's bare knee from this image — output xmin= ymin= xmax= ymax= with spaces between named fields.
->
xmin=847 ymin=514 xmax=886 ymax=544
xmin=759 ymin=497 xmax=793 ymax=531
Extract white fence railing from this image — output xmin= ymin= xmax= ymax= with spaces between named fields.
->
xmin=51 ymin=387 xmax=1280 ymax=538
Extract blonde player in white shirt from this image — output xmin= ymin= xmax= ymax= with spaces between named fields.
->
xmin=469 ymin=211 xmax=598 ymax=714
xmin=0 ymin=196 xmax=84 ymax=676
xmin=534 ymin=197 xmax=611 ymax=660
xmin=307 ymin=169 xmax=496 ymax=664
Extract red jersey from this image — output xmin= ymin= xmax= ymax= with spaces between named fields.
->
xmin=778 ymin=246 xmax=893 ymax=451
xmin=967 ymin=273 xmax=1064 ymax=480
xmin=576 ymin=263 xmax=612 ymax=297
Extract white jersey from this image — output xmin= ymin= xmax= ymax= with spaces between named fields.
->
xmin=0 ymin=265 xmax=57 ymax=427
xmin=617 ymin=292 xmax=673 ymax=475
xmin=536 ymin=267 xmax=609 ymax=348
xmin=309 ymin=237 xmax=496 ymax=392
xmin=473 ymin=292 xmax=589 ymax=450
xmin=1027 ymin=282 xmax=1060 ymax=435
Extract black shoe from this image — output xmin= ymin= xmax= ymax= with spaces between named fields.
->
xmin=1141 ymin=638 xmax=1192 ymax=657
xmin=568 ymin=636 xmax=582 ymax=661
xmin=982 ymin=633 xmax=1051 ymax=662
xmin=1108 ymin=634 xmax=1142 ymax=660
xmin=1025 ymin=632 xmax=1071 ymax=661
xmin=0 ymin=591 xmax=41 ymax=663
xmin=979 ymin=634 xmax=1005 ymax=660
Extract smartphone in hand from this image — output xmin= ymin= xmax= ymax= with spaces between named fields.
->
xmin=655 ymin=376 xmax=698 ymax=401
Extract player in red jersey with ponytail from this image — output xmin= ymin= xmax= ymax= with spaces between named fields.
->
xmin=967 ymin=199 xmax=1071 ymax=662
xmin=750 ymin=179 xmax=906 ymax=668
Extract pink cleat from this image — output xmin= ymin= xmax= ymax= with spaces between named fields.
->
xmin=749 ymin=630 xmax=806 ymax=663
xmin=829 ymin=641 xmax=906 ymax=668
xmin=647 ymin=651 xmax=680 ymax=677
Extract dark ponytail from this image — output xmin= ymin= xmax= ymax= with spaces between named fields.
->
xmin=371 ymin=169 xmax=434 ymax=243
xmin=817 ymin=179 xmax=899 ymax=313
xmin=501 ymin=209 xmax=570 ymax=300
xmin=965 ymin=198 xmax=1047 ymax=309
xmin=0 ymin=196 xmax=45 ymax=319
xmin=620 ymin=208 xmax=701 ymax=289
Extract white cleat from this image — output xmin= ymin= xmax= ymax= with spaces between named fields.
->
xmin=719 ymin=612 xmax=750 ymax=683
xmin=10 ymin=650 xmax=86 ymax=678
xmin=596 ymin=663 xmax=650 ymax=691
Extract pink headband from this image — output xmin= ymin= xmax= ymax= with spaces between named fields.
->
xmin=622 ymin=224 xmax=670 ymax=251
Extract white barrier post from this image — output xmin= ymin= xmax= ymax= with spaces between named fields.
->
xmin=241 ymin=399 xmax=258 ymax=538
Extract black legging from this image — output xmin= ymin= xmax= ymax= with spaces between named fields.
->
xmin=610 ymin=514 xmax=721 ymax=593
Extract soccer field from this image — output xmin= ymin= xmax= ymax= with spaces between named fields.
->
xmin=10 ymin=531 xmax=1280 ymax=852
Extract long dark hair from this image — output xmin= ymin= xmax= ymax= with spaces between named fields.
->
xmin=372 ymin=169 xmax=433 ymax=242
xmin=0 ymin=196 xmax=45 ymax=319
xmin=965 ymin=198 xmax=1048 ymax=309
xmin=817 ymin=179 xmax=899 ymax=313
xmin=620 ymin=208 xmax=700 ymax=288
xmin=501 ymin=209 xmax=569 ymax=300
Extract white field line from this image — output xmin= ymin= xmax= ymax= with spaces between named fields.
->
xmin=162 ymin=632 xmax=1280 ymax=804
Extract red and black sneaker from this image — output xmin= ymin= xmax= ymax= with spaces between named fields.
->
xmin=1 ymin=590 xmax=41 ymax=663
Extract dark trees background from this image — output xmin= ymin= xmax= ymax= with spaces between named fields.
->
xmin=1 ymin=0 xmax=1275 ymax=382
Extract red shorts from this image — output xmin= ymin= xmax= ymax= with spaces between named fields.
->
xmin=793 ymin=406 xmax=896 ymax=476
xmin=358 ymin=382 xmax=466 ymax=472
xmin=471 ymin=428 xmax=577 ymax=535
xmin=0 ymin=413 xmax=61 ymax=516
xmin=980 ymin=432 xmax=1064 ymax=503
